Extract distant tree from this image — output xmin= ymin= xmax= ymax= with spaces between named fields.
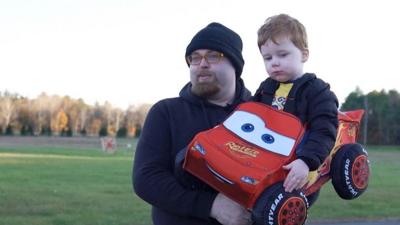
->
xmin=41 ymin=126 xmax=52 ymax=136
xmin=103 ymin=101 xmax=115 ymax=136
xmin=86 ymin=103 xmax=104 ymax=136
xmin=80 ymin=128 xmax=87 ymax=136
xmin=367 ymin=90 xmax=388 ymax=144
xmin=135 ymin=125 xmax=142 ymax=138
xmin=0 ymin=90 xmax=158 ymax=139
xmin=15 ymin=98 xmax=34 ymax=135
xmin=87 ymin=118 xmax=102 ymax=137
xmin=340 ymin=87 xmax=364 ymax=111
xmin=125 ymin=103 xmax=152 ymax=137
xmin=110 ymin=108 xmax=124 ymax=137
xmin=46 ymin=95 xmax=63 ymax=135
xmin=342 ymin=88 xmax=400 ymax=145
xmin=5 ymin=125 xmax=13 ymax=135
xmin=385 ymin=90 xmax=400 ymax=144
xmin=21 ymin=125 xmax=34 ymax=136
xmin=99 ymin=126 xmax=108 ymax=137
xmin=51 ymin=110 xmax=68 ymax=136
xmin=116 ymin=127 xmax=127 ymax=138
xmin=0 ymin=95 xmax=17 ymax=134
xmin=65 ymin=98 xmax=88 ymax=136
xmin=31 ymin=93 xmax=52 ymax=135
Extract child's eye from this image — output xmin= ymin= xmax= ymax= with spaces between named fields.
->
xmin=278 ymin=53 xmax=288 ymax=58
xmin=263 ymin=56 xmax=272 ymax=61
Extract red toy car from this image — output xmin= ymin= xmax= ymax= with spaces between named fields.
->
xmin=181 ymin=102 xmax=369 ymax=225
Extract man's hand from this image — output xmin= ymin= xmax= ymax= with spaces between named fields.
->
xmin=283 ymin=159 xmax=309 ymax=192
xmin=210 ymin=193 xmax=252 ymax=225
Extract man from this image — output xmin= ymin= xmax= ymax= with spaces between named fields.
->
xmin=133 ymin=22 xmax=252 ymax=225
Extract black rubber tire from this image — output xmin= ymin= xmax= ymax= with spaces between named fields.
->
xmin=331 ymin=143 xmax=369 ymax=199
xmin=252 ymin=182 xmax=308 ymax=225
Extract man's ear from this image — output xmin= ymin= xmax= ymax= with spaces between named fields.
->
xmin=302 ymin=49 xmax=309 ymax=63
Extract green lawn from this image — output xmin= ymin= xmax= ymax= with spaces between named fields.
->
xmin=0 ymin=144 xmax=150 ymax=225
xmin=0 ymin=145 xmax=399 ymax=225
xmin=308 ymin=146 xmax=400 ymax=222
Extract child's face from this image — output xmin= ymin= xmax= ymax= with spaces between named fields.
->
xmin=260 ymin=36 xmax=308 ymax=82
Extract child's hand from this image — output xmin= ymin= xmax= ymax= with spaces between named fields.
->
xmin=282 ymin=159 xmax=309 ymax=192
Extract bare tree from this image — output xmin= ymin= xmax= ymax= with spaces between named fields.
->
xmin=105 ymin=108 xmax=124 ymax=137
xmin=86 ymin=103 xmax=104 ymax=136
xmin=14 ymin=98 xmax=33 ymax=135
xmin=103 ymin=101 xmax=114 ymax=135
xmin=80 ymin=106 xmax=88 ymax=134
xmin=0 ymin=96 xmax=16 ymax=134
xmin=113 ymin=108 xmax=124 ymax=135
xmin=48 ymin=95 xmax=62 ymax=135
xmin=0 ymin=90 xmax=155 ymax=138
xmin=125 ymin=103 xmax=152 ymax=137
xmin=30 ymin=93 xmax=51 ymax=135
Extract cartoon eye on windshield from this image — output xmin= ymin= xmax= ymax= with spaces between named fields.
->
xmin=262 ymin=134 xmax=275 ymax=144
xmin=223 ymin=110 xmax=295 ymax=156
xmin=241 ymin=123 xmax=254 ymax=132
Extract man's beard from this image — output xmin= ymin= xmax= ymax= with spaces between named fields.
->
xmin=191 ymin=81 xmax=220 ymax=98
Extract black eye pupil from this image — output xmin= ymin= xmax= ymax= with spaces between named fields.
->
xmin=262 ymin=134 xmax=274 ymax=144
xmin=241 ymin=123 xmax=254 ymax=132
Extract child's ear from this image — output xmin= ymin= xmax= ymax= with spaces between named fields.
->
xmin=301 ymin=49 xmax=309 ymax=63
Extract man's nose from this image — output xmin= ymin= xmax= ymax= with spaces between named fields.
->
xmin=199 ymin=57 xmax=210 ymax=67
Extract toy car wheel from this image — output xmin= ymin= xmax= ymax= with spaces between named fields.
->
xmin=252 ymin=182 xmax=308 ymax=225
xmin=331 ymin=143 xmax=369 ymax=199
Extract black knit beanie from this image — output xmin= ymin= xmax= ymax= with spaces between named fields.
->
xmin=185 ymin=22 xmax=245 ymax=78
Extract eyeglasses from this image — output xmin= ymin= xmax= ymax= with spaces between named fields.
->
xmin=186 ymin=52 xmax=224 ymax=65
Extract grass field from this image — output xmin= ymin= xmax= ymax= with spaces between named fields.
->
xmin=308 ymin=146 xmax=400 ymax=221
xmin=0 ymin=143 xmax=399 ymax=225
xmin=0 ymin=140 xmax=150 ymax=225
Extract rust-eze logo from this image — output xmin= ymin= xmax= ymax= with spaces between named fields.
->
xmin=225 ymin=141 xmax=259 ymax=158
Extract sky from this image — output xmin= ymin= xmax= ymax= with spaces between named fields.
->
xmin=1 ymin=0 xmax=399 ymax=110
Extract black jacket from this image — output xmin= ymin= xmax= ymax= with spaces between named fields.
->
xmin=252 ymin=73 xmax=338 ymax=170
xmin=133 ymin=79 xmax=251 ymax=225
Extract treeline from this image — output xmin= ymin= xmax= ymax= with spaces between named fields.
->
xmin=1 ymin=88 xmax=400 ymax=144
xmin=341 ymin=88 xmax=400 ymax=145
xmin=0 ymin=91 xmax=151 ymax=137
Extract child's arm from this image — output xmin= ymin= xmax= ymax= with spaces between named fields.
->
xmin=296 ymin=78 xmax=339 ymax=171
xmin=282 ymin=159 xmax=309 ymax=192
